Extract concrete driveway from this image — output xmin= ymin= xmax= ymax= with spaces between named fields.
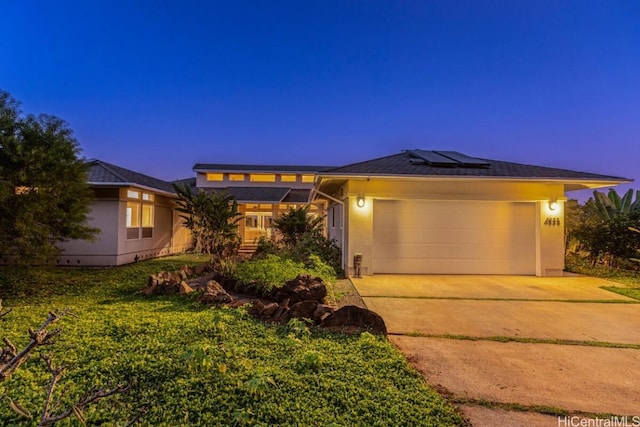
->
xmin=351 ymin=275 xmax=640 ymax=426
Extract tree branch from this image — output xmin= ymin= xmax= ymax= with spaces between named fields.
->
xmin=0 ymin=299 xmax=12 ymax=320
xmin=38 ymin=353 xmax=130 ymax=426
xmin=0 ymin=308 xmax=70 ymax=381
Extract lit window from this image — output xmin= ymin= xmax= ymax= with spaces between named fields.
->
xmin=142 ymin=205 xmax=154 ymax=227
xmin=301 ymin=175 xmax=315 ymax=183
xmin=142 ymin=193 xmax=153 ymax=201
xmin=126 ymin=202 xmax=140 ymax=227
xmin=206 ymin=173 xmax=224 ymax=181
xmin=127 ymin=190 xmax=140 ymax=199
xmin=245 ymin=215 xmax=259 ymax=228
xmin=250 ymin=174 xmax=276 ymax=182
xmin=229 ymin=174 xmax=245 ymax=181
xmin=281 ymin=174 xmax=296 ymax=182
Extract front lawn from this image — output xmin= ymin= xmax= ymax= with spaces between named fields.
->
xmin=0 ymin=255 xmax=464 ymax=426
xmin=565 ymin=255 xmax=640 ymax=300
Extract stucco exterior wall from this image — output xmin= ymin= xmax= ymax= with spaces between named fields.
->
xmin=57 ymin=198 xmax=120 ymax=266
xmin=58 ymin=188 xmax=191 ymax=266
xmin=338 ymin=178 xmax=565 ymax=277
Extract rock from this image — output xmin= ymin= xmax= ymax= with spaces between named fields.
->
xmin=312 ymin=304 xmax=335 ymax=322
xmin=148 ymin=274 xmax=159 ymax=287
xmin=193 ymin=265 xmax=207 ymax=276
xmin=156 ymin=280 xmax=178 ymax=295
xmin=320 ymin=305 xmax=387 ymax=335
xmin=262 ymin=302 xmax=279 ymax=317
xmin=289 ymin=301 xmax=318 ymax=321
xmin=248 ymin=300 xmax=265 ymax=316
xmin=140 ymin=284 xmax=156 ymax=295
xmin=180 ymin=265 xmax=193 ymax=278
xmin=272 ymin=305 xmax=290 ymax=323
xmin=200 ymin=280 xmax=234 ymax=304
xmin=179 ymin=281 xmax=194 ymax=295
xmin=276 ymin=275 xmax=327 ymax=304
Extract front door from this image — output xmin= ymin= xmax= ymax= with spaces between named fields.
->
xmin=244 ymin=212 xmax=274 ymax=243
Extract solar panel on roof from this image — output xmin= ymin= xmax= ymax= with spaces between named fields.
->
xmin=408 ymin=150 xmax=459 ymax=166
xmin=434 ymin=151 xmax=491 ymax=167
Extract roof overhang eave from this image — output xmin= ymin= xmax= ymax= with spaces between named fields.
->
xmin=88 ymin=182 xmax=176 ymax=197
xmin=316 ymin=173 xmax=631 ymax=187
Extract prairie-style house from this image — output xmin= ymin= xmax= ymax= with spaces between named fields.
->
xmin=54 ymin=150 xmax=628 ymax=276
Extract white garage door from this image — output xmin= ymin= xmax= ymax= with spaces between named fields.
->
xmin=373 ymin=200 xmax=536 ymax=275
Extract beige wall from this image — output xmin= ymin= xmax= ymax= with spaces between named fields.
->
xmin=57 ymin=198 xmax=120 ymax=266
xmin=337 ymin=178 xmax=565 ymax=277
xmin=58 ymin=187 xmax=191 ymax=266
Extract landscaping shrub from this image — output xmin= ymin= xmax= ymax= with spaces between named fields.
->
xmin=235 ymin=254 xmax=336 ymax=296
xmin=255 ymin=206 xmax=343 ymax=275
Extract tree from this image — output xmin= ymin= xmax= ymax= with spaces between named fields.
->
xmin=172 ymin=183 xmax=242 ymax=258
xmin=0 ymin=90 xmax=98 ymax=264
xmin=592 ymin=188 xmax=640 ymax=220
xmin=262 ymin=206 xmax=342 ymax=275
xmin=272 ymin=205 xmax=324 ymax=248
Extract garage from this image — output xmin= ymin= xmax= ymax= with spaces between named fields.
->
xmin=373 ymin=200 xmax=536 ymax=275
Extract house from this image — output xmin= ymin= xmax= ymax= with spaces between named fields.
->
xmin=59 ymin=150 xmax=629 ymax=276
xmin=312 ymin=150 xmax=629 ymax=277
xmin=56 ymin=160 xmax=191 ymax=266
xmin=192 ymin=163 xmax=334 ymax=252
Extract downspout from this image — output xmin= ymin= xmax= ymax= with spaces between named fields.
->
xmin=310 ymin=188 xmax=347 ymax=272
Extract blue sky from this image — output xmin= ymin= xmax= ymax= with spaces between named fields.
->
xmin=1 ymin=1 xmax=639 ymax=198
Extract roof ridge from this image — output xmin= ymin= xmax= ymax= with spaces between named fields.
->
xmin=323 ymin=152 xmax=406 ymax=172
xmin=90 ymin=159 xmax=129 ymax=183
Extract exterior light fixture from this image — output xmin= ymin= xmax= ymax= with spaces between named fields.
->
xmin=548 ymin=200 xmax=558 ymax=211
xmin=356 ymin=196 xmax=365 ymax=208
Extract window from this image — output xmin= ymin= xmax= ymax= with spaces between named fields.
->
xmin=142 ymin=205 xmax=154 ymax=227
xmin=250 ymin=174 xmax=276 ymax=182
xmin=301 ymin=175 xmax=315 ymax=183
xmin=229 ymin=174 xmax=245 ymax=181
xmin=126 ymin=202 xmax=140 ymax=227
xmin=206 ymin=173 xmax=224 ymax=181
xmin=280 ymin=174 xmax=297 ymax=182
xmin=245 ymin=215 xmax=259 ymax=228
xmin=127 ymin=190 xmax=154 ymax=239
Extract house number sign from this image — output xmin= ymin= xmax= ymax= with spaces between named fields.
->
xmin=544 ymin=217 xmax=561 ymax=227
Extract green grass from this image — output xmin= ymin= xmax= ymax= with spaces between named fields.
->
xmin=0 ymin=255 xmax=464 ymax=426
xmin=565 ymin=255 xmax=640 ymax=300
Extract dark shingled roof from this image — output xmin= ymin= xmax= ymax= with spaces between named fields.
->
xmin=322 ymin=151 xmax=628 ymax=181
xmin=172 ymin=177 xmax=196 ymax=189
xmin=208 ymin=187 xmax=291 ymax=203
xmin=193 ymin=163 xmax=334 ymax=173
xmin=87 ymin=159 xmax=175 ymax=194
xmin=281 ymin=189 xmax=311 ymax=203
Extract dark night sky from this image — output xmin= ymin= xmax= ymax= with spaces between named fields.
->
xmin=1 ymin=1 xmax=639 ymax=199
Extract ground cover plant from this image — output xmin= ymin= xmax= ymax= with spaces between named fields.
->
xmin=0 ymin=255 xmax=464 ymax=426
xmin=235 ymin=254 xmax=336 ymax=296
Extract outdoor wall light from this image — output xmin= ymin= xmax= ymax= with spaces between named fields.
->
xmin=548 ymin=200 xmax=558 ymax=211
xmin=356 ymin=196 xmax=366 ymax=208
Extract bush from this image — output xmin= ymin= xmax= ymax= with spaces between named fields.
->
xmin=235 ymin=254 xmax=336 ymax=296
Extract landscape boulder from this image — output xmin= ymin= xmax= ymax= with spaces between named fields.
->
xmin=289 ymin=300 xmax=318 ymax=320
xmin=319 ymin=305 xmax=387 ymax=335
xmin=179 ymin=281 xmax=195 ymax=295
xmin=199 ymin=280 xmax=234 ymax=304
xmin=275 ymin=275 xmax=327 ymax=304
